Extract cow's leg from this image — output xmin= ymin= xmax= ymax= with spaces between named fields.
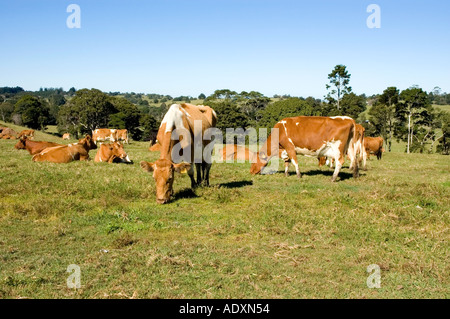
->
xmin=195 ymin=163 xmax=202 ymax=186
xmin=322 ymin=141 xmax=343 ymax=182
xmin=284 ymin=160 xmax=290 ymax=177
xmin=202 ymin=162 xmax=212 ymax=186
xmin=361 ymin=149 xmax=367 ymax=170
xmin=284 ymin=148 xmax=300 ymax=178
xmin=348 ymin=142 xmax=355 ymax=170
xmin=187 ymin=165 xmax=196 ymax=189
xmin=331 ymin=156 xmax=344 ymax=182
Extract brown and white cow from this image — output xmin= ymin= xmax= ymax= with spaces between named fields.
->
xmin=62 ymin=133 xmax=70 ymax=140
xmin=15 ymin=136 xmax=62 ymax=155
xmin=92 ymin=128 xmax=117 ymax=145
xmin=32 ymin=135 xmax=97 ymax=163
xmin=94 ymin=142 xmax=132 ymax=163
xmin=140 ymin=103 xmax=217 ymax=204
xmin=17 ymin=129 xmax=35 ymax=139
xmin=115 ymin=129 xmax=129 ymax=144
xmin=364 ymin=136 xmax=384 ymax=160
xmin=250 ymin=116 xmax=359 ymax=182
xmin=318 ymin=122 xmax=367 ymax=170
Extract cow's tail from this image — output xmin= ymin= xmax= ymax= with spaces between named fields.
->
xmin=350 ymin=122 xmax=359 ymax=178
xmin=360 ymin=136 xmax=367 ymax=170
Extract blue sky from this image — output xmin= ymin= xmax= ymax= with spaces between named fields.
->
xmin=1 ymin=0 xmax=449 ymax=99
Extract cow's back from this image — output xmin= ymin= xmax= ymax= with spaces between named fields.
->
xmin=157 ymin=103 xmax=217 ymax=159
xmin=276 ymin=116 xmax=355 ymax=151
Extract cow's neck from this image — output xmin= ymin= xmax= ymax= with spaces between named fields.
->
xmin=159 ymin=131 xmax=175 ymax=161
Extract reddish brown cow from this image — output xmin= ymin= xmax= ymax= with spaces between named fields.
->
xmin=32 ymin=135 xmax=97 ymax=163
xmin=250 ymin=116 xmax=359 ymax=182
xmin=364 ymin=136 xmax=384 ymax=160
xmin=15 ymin=136 xmax=62 ymax=155
xmin=94 ymin=142 xmax=132 ymax=163
xmin=141 ymin=103 xmax=217 ymax=204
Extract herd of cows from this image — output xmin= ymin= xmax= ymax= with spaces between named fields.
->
xmin=1 ymin=103 xmax=385 ymax=204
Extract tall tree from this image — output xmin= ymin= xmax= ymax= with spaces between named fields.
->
xmin=369 ymin=87 xmax=399 ymax=152
xmin=325 ymin=64 xmax=352 ymax=110
xmin=397 ymin=87 xmax=431 ymax=153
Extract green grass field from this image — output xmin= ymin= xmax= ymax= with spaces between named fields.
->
xmin=0 ymin=121 xmax=449 ymax=299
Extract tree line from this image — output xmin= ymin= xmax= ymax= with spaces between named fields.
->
xmin=0 ymin=64 xmax=448 ymax=153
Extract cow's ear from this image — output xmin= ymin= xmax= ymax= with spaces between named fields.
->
xmin=140 ymin=161 xmax=155 ymax=172
xmin=173 ymin=162 xmax=191 ymax=174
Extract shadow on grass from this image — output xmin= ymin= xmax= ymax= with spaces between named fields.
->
xmin=283 ymin=169 xmax=362 ymax=181
xmin=172 ymin=188 xmax=199 ymax=201
xmin=217 ymin=180 xmax=253 ymax=188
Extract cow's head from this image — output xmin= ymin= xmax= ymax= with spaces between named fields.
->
xmin=106 ymin=142 xmax=132 ymax=163
xmin=140 ymin=159 xmax=191 ymax=204
xmin=80 ymin=134 xmax=97 ymax=150
xmin=14 ymin=136 xmax=27 ymax=150
xmin=249 ymin=153 xmax=268 ymax=175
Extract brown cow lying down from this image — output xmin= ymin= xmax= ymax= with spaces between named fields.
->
xmin=220 ymin=144 xmax=257 ymax=162
xmin=32 ymin=135 xmax=97 ymax=163
xmin=0 ymin=127 xmax=18 ymax=139
xmin=17 ymin=129 xmax=35 ymax=139
xmin=94 ymin=142 xmax=132 ymax=163
xmin=15 ymin=136 xmax=62 ymax=155
xmin=1 ymin=135 xmax=16 ymax=139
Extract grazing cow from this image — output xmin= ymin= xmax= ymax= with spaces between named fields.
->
xmin=364 ymin=136 xmax=384 ymax=160
xmin=92 ymin=128 xmax=117 ymax=144
xmin=32 ymin=135 xmax=97 ymax=163
xmin=17 ymin=129 xmax=35 ymax=139
xmin=141 ymin=103 xmax=217 ymax=204
xmin=15 ymin=136 xmax=62 ymax=155
xmin=94 ymin=142 xmax=132 ymax=163
xmin=115 ymin=129 xmax=129 ymax=144
xmin=62 ymin=133 xmax=70 ymax=140
xmin=250 ymin=116 xmax=359 ymax=182
xmin=220 ymin=144 xmax=257 ymax=162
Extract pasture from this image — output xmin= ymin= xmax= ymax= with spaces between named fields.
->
xmin=0 ymin=121 xmax=449 ymax=299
